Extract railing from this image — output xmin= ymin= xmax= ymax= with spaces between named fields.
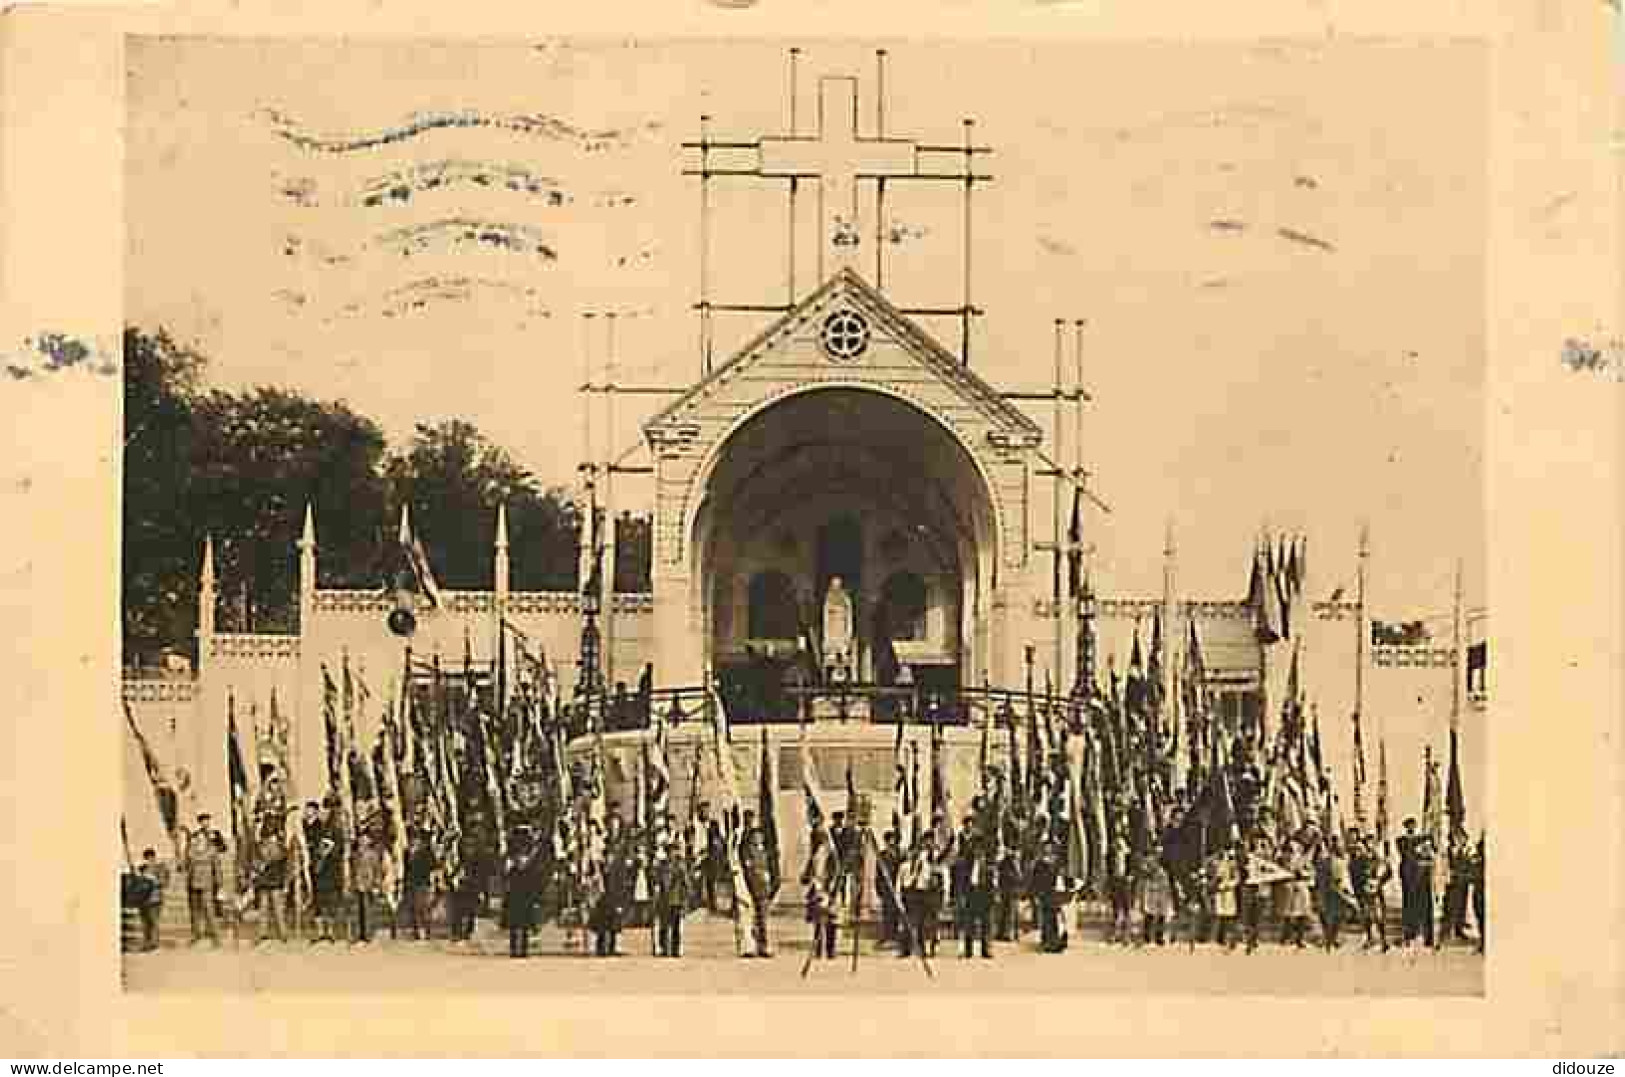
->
xmin=559 ymin=682 xmax=1090 ymax=741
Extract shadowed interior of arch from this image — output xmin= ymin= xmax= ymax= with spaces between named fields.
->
xmin=693 ymin=387 xmax=998 ymax=713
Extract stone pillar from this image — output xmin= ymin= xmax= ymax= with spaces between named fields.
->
xmin=494 ymin=502 xmax=510 ymax=699
xmin=652 ymin=569 xmax=701 ymax=687
xmin=193 ymin=536 xmax=221 ymax=826
xmin=292 ymin=504 xmax=316 ymax=804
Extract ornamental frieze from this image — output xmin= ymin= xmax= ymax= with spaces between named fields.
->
xmin=210 ymin=634 xmax=300 ymax=660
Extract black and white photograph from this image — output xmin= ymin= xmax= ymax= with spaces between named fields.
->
xmin=111 ymin=33 xmax=1500 ymax=999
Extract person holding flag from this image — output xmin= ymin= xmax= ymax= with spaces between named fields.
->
xmin=801 ymin=814 xmax=840 ymax=961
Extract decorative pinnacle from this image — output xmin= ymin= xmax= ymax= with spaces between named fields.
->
xmin=200 ymin=535 xmax=216 ymax=591
xmin=496 ymin=502 xmax=510 ymax=551
xmin=397 ymin=503 xmax=412 ymax=546
xmin=299 ymin=502 xmax=316 ymax=551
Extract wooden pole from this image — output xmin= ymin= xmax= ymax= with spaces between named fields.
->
xmin=602 ymin=313 xmax=618 ymax=689
xmin=960 ymin=119 xmax=975 ymax=366
xmin=787 ymin=50 xmax=799 ymax=307
xmin=1450 ymin=556 xmax=1464 ymax=735
xmin=1051 ymin=319 xmax=1066 ymax=687
xmin=698 ymin=114 xmax=714 ymax=377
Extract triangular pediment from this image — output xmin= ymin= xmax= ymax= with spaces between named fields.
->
xmin=644 ymin=269 xmax=1043 ymax=448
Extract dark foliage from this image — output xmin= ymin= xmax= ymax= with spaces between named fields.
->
xmin=121 ymin=327 xmax=651 ymax=666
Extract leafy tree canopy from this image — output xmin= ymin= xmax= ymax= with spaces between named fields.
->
xmin=122 ymin=327 xmax=650 ymax=666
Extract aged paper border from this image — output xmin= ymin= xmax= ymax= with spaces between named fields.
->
xmin=0 ymin=0 xmax=1620 ymax=1058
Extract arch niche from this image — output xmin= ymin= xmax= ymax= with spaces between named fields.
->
xmin=685 ymin=386 xmax=1001 ymax=708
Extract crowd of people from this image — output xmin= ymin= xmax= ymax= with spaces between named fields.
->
xmin=122 ymin=643 xmax=1485 ymax=964
xmin=123 ymin=783 xmax=1485 ymax=962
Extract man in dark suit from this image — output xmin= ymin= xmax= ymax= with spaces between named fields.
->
xmin=740 ymin=826 xmax=776 ymax=957
xmin=1030 ymin=839 xmax=1065 ymax=953
xmin=182 ymin=814 xmax=222 ymax=946
xmin=1397 ymin=818 xmax=1436 ymax=947
xmin=593 ymin=840 xmax=630 ymax=956
xmin=957 ymin=835 xmax=995 ymax=959
xmin=877 ymin=829 xmax=903 ymax=946
xmin=651 ymin=843 xmax=692 ymax=957
xmin=504 ymin=825 xmax=546 ymax=958
xmin=995 ymin=845 xmax=1023 ymax=941
xmin=696 ymin=802 xmax=726 ymax=913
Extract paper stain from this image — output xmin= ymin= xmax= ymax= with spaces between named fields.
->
xmin=1037 ymin=234 xmax=1076 ymax=257
xmin=1560 ymin=336 xmax=1623 ymax=375
xmin=2 ymin=333 xmax=118 ymax=381
xmin=1277 ymin=227 xmax=1336 ymax=253
xmin=1209 ymin=219 xmax=1249 ymax=232
xmin=1537 ymin=190 xmax=1577 ymax=221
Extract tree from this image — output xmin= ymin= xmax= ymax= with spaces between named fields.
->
xmin=189 ymin=387 xmax=390 ymax=631
xmin=384 ymin=419 xmax=578 ymax=591
xmin=122 ymin=328 xmax=655 ymax=663
xmin=614 ymin=511 xmax=652 ymax=594
xmin=122 ymin=328 xmax=205 ymax=664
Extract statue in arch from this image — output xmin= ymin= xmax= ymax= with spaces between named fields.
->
xmin=822 ymin=576 xmax=855 ymax=681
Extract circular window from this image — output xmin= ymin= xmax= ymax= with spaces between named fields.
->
xmin=820 ymin=309 xmax=871 ymax=362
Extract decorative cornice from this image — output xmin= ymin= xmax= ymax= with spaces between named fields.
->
xmin=444 ymin=591 xmax=494 ymax=614
xmin=647 ymin=422 xmax=702 ymax=458
xmin=211 ymin=633 xmax=300 ymax=660
xmin=1371 ymin=644 xmax=1454 ymax=669
xmin=506 ymin=591 xmax=582 ymax=616
xmin=311 ymin=589 xmax=392 ymax=613
xmin=122 ymin=679 xmax=198 ymax=704
xmin=1187 ymin=600 xmax=1253 ymax=621
xmin=1094 ymin=597 xmax=1163 ymax=620
xmin=1313 ymin=600 xmax=1362 ymax=621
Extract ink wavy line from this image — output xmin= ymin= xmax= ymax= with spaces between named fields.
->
xmin=259 ymin=106 xmax=662 ymax=155
xmin=276 ymin=161 xmax=640 ymax=211
xmin=357 ymin=161 xmax=573 ymax=208
xmin=369 ymin=218 xmax=560 ymax=260
xmin=373 ymin=276 xmax=552 ymax=320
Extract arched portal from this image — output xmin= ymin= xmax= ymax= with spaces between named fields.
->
xmin=690 ymin=387 xmax=999 ymax=715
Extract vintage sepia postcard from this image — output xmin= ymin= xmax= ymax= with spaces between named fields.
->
xmin=1 ymin=0 xmax=1621 ymax=1059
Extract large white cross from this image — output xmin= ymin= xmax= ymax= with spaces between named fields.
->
xmin=759 ymin=77 xmax=916 ymax=274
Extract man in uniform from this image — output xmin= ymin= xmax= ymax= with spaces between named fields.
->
xmin=740 ymin=824 xmax=776 ymax=957
xmin=182 ymin=813 xmax=222 ymax=946
xmin=1030 ymin=838 xmax=1065 ymax=953
xmin=802 ymin=818 xmax=839 ymax=960
xmin=352 ymin=807 xmax=389 ymax=944
xmin=1470 ymin=834 xmax=1486 ymax=954
xmin=592 ymin=832 xmax=630 ymax=956
xmin=995 ymin=841 xmax=1024 ymax=942
xmin=958 ymin=834 xmax=995 ymax=959
xmin=651 ymin=840 xmax=692 ymax=957
xmin=1350 ymin=834 xmax=1392 ymax=952
xmin=696 ymin=801 xmax=726 ymax=914
xmin=898 ymin=835 xmax=938 ymax=958
xmin=400 ymin=827 xmax=436 ymax=941
xmin=1397 ymin=817 xmax=1426 ymax=946
xmin=877 ymin=829 xmax=904 ymax=947
xmin=504 ymin=824 xmax=545 ymax=959
xmin=1442 ymin=827 xmax=1473 ymax=944
xmin=253 ymin=814 xmax=289 ymax=944
xmin=136 ymin=848 xmax=169 ymax=952
xmin=308 ymin=798 xmax=347 ymax=943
